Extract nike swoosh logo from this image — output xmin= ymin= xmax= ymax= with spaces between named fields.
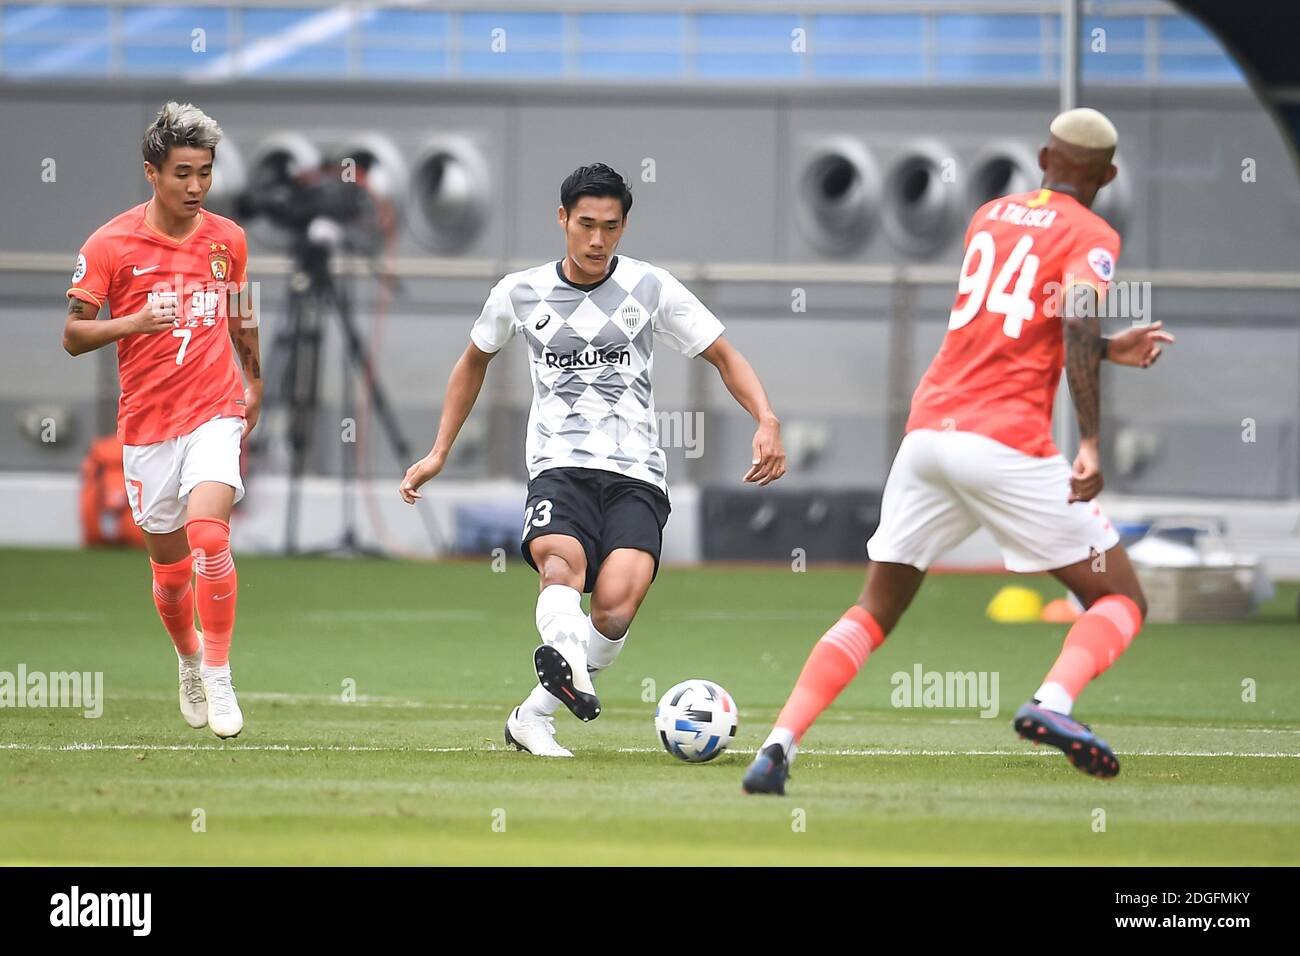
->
xmin=213 ymin=592 xmax=232 ymax=601
xmin=132 ymin=265 xmax=160 ymax=275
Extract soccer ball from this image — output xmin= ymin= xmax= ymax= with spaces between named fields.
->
xmin=654 ymin=679 xmax=738 ymax=762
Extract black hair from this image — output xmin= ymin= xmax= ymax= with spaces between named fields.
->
xmin=560 ymin=163 xmax=633 ymax=217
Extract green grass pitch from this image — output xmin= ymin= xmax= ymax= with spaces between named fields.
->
xmin=1 ymin=547 xmax=1297 ymax=865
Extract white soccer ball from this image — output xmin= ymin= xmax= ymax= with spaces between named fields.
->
xmin=654 ymin=679 xmax=738 ymax=762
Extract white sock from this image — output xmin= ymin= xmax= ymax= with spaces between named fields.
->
xmin=534 ymin=584 xmax=594 ymax=694
xmin=761 ymin=727 xmax=798 ymax=767
xmin=536 ymin=585 xmax=587 ymax=651
xmin=521 ymin=611 xmax=620 ymax=718
xmin=520 ymin=683 xmax=561 ymax=719
xmin=1034 ymin=681 xmax=1074 ymax=715
xmin=586 ymin=615 xmax=625 ymax=678
xmin=200 ymin=662 xmax=230 ymax=680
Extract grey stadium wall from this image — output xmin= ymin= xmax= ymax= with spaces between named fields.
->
xmin=1 ymin=79 xmax=1298 ymax=505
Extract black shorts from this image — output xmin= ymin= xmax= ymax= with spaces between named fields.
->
xmin=520 ymin=467 xmax=672 ymax=593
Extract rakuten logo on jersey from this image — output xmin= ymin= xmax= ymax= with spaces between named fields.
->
xmin=543 ymin=346 xmax=631 ymax=369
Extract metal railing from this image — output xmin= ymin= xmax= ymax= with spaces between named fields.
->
xmin=6 ymin=250 xmax=1298 ymax=499
xmin=6 ymin=250 xmax=1299 ymax=290
xmin=12 ymin=242 xmax=1296 ymax=355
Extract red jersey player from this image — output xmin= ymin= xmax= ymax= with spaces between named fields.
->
xmin=744 ymin=108 xmax=1174 ymax=793
xmin=62 ymin=102 xmax=262 ymax=739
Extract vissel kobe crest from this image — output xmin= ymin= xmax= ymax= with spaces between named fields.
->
xmin=620 ymin=303 xmax=643 ymax=331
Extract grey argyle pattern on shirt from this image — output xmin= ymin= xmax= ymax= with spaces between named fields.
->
xmin=497 ymin=257 xmax=671 ymax=490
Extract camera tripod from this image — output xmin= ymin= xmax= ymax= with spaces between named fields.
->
xmin=261 ymin=233 xmax=443 ymax=557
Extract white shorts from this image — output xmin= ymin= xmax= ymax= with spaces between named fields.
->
xmin=122 ymin=416 xmax=245 ymax=534
xmin=866 ymin=429 xmax=1119 ymax=573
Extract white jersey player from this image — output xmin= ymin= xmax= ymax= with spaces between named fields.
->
xmin=401 ymin=163 xmax=786 ymax=756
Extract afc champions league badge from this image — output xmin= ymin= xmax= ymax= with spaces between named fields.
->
xmin=208 ymin=241 xmax=231 ymax=282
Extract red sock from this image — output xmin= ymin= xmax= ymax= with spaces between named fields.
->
xmin=186 ymin=517 xmax=237 ymax=668
xmin=150 ymin=554 xmax=198 ymax=656
xmin=775 ymin=606 xmax=885 ymax=742
xmin=1043 ymin=595 xmax=1142 ymax=698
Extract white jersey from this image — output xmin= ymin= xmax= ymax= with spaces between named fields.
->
xmin=471 ymin=255 xmax=724 ymax=492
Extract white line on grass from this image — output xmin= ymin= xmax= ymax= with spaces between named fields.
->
xmin=0 ymin=743 xmax=473 ymax=754
xmin=79 ymin=694 xmax=1300 ymax=735
xmin=1 ymin=743 xmax=1296 ymax=758
xmin=15 ymin=692 xmax=1300 ymax=746
xmin=0 ymin=611 xmax=107 ymax=623
xmin=101 ymin=692 xmax=484 ymax=709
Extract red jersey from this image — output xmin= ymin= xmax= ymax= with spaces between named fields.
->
xmin=907 ymin=188 xmax=1121 ymax=457
xmin=67 ymin=202 xmax=249 ymax=446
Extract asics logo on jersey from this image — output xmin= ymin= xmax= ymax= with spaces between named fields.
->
xmin=132 ymin=264 xmax=160 ymax=275
xmin=543 ymin=346 xmax=631 ymax=369
xmin=535 ymin=314 xmax=552 ymax=330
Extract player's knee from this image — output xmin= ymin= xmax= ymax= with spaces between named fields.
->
xmin=537 ymin=551 xmax=583 ymax=591
xmin=185 ymin=517 xmax=233 ymax=579
xmin=185 ymin=516 xmax=230 ymax=557
xmin=591 ymin=606 xmax=633 ymax=640
xmin=1090 ymin=586 xmax=1146 ymax=625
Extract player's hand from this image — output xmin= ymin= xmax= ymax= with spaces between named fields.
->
xmin=1070 ymin=439 xmax=1104 ymax=502
xmin=129 ymin=298 xmax=178 ymax=335
xmin=743 ymin=417 xmax=786 ymax=486
xmin=1106 ymin=321 xmax=1174 ymax=368
xmin=242 ymin=383 xmax=263 ymax=439
xmin=399 ymin=451 xmax=446 ymax=503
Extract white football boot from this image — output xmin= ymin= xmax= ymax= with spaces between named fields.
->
xmin=200 ymin=665 xmax=244 ymax=739
xmin=177 ymin=632 xmax=207 ymax=729
xmin=504 ymin=706 xmax=573 ymax=758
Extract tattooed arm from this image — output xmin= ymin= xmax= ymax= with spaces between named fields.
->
xmin=1062 ymin=284 xmax=1106 ymax=502
xmin=62 ymin=295 xmax=175 ymax=356
xmin=228 ymin=287 xmax=263 ymax=437
xmin=1064 ymin=284 xmax=1106 ymax=440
